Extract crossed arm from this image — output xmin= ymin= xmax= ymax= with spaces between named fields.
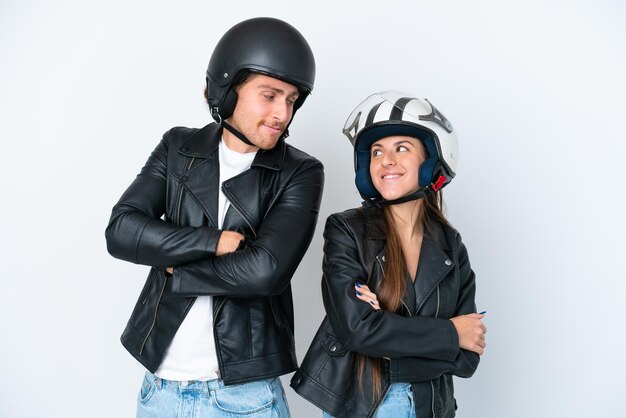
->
xmin=322 ymin=214 xmax=485 ymax=380
xmin=106 ymin=133 xmax=324 ymax=298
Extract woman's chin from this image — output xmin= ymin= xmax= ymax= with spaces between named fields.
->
xmin=379 ymin=191 xmax=403 ymax=201
xmin=378 ymin=188 xmax=420 ymax=202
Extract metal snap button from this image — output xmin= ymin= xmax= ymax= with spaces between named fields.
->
xmin=445 ymin=259 xmax=452 ymax=266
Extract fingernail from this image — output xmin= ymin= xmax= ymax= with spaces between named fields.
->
xmin=355 ymin=281 xmax=363 ymax=288
xmin=479 ymin=311 xmax=487 ymax=315
xmin=355 ymin=290 xmax=362 ymax=296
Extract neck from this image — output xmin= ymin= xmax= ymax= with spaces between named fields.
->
xmin=222 ymin=120 xmax=259 ymax=153
xmin=388 ymin=199 xmax=424 ymax=239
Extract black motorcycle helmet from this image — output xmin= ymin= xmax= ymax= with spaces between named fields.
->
xmin=206 ymin=17 xmax=316 ymax=130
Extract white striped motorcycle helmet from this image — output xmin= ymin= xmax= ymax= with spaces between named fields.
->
xmin=342 ymin=91 xmax=459 ymax=201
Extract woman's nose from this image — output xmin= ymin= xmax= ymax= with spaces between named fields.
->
xmin=382 ymin=153 xmax=396 ymax=167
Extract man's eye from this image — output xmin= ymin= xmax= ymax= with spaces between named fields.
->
xmin=263 ymin=95 xmax=274 ymax=100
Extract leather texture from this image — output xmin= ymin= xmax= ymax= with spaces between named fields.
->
xmin=106 ymin=122 xmax=324 ymax=384
xmin=291 ymin=206 xmax=479 ymax=418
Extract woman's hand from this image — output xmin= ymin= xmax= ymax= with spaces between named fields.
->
xmin=354 ymin=281 xmax=381 ymax=310
xmin=450 ymin=313 xmax=487 ymax=355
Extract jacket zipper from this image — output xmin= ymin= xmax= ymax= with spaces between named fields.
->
xmin=222 ymin=186 xmax=257 ymax=238
xmin=212 ymin=297 xmax=227 ymax=379
xmin=377 ymin=253 xmax=446 ymax=417
xmin=141 ymin=157 xmax=195 ymax=356
xmin=139 ymin=270 xmax=167 ymax=355
xmin=376 ymin=254 xmax=413 ymax=316
xmin=380 ymin=253 xmax=442 ymax=416
xmin=370 ymin=382 xmax=392 ymax=418
xmin=430 ymin=283 xmax=441 ymax=417
xmin=431 ymin=380 xmax=436 ymax=418
xmin=176 ymin=157 xmax=195 ymax=224
xmin=371 ymin=255 xmax=393 ymax=418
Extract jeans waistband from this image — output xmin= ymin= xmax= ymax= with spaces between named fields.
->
xmin=146 ymin=372 xmax=280 ymax=393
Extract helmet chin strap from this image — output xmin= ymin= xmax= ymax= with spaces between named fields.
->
xmin=221 ymin=120 xmax=256 ymax=147
xmin=377 ymin=188 xmax=429 ymax=207
xmin=365 ymin=175 xmax=446 ymax=208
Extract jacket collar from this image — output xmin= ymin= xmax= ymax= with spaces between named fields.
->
xmin=179 ymin=122 xmax=286 ymax=171
xmin=363 ymin=204 xmax=454 ymax=314
xmin=363 ymin=204 xmax=450 ymax=252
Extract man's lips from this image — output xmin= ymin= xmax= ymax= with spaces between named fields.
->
xmin=263 ymin=123 xmax=284 ymax=133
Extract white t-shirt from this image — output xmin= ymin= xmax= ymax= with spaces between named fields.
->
xmin=155 ymin=139 xmax=256 ymax=381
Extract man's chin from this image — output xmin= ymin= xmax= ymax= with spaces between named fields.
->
xmin=257 ymin=136 xmax=282 ymax=150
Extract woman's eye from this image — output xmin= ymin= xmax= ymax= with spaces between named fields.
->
xmin=372 ymin=150 xmax=382 ymax=157
xmin=397 ymin=145 xmax=408 ymax=152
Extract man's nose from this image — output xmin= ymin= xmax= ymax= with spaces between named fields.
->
xmin=272 ymin=100 xmax=290 ymax=122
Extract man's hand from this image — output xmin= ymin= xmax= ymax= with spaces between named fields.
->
xmin=165 ymin=230 xmax=245 ymax=274
xmin=450 ymin=313 xmax=487 ymax=355
xmin=216 ymin=230 xmax=245 ymax=256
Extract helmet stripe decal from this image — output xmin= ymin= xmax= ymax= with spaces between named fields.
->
xmin=390 ymin=97 xmax=412 ymax=121
xmin=365 ymin=102 xmax=383 ymax=128
xmin=419 ymin=99 xmax=454 ymax=133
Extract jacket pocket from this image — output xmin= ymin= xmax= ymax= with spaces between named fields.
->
xmin=292 ymin=317 xmax=355 ymax=417
xmin=294 ymin=317 xmax=354 ymax=399
xmin=128 ymin=268 xmax=164 ymax=338
xmin=269 ymin=296 xmax=289 ymax=334
xmin=321 ymin=333 xmax=348 ymax=356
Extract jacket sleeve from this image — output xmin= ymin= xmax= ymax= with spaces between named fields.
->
xmin=169 ymin=160 xmax=324 ymax=297
xmin=389 ymin=235 xmax=481 ymax=381
xmin=105 ymin=130 xmax=222 ymax=267
xmin=321 ymin=214 xmax=461 ymax=362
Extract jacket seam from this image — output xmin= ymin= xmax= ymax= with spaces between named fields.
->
xmin=133 ymin=218 xmax=151 ymax=264
xmin=296 ymin=370 xmax=348 ymax=402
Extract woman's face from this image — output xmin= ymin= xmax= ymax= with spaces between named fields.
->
xmin=369 ymin=135 xmax=426 ymax=201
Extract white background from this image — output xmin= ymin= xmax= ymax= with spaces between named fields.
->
xmin=1 ymin=0 xmax=625 ymax=417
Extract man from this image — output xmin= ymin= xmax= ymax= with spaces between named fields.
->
xmin=106 ymin=17 xmax=323 ymax=417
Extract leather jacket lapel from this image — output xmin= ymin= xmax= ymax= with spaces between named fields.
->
xmin=363 ymin=205 xmax=454 ymax=315
xmin=176 ymin=124 xmax=220 ymax=226
xmin=413 ymin=237 xmax=453 ymax=314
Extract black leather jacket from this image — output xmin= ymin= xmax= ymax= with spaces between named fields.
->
xmin=105 ymin=123 xmax=324 ymax=384
xmin=291 ymin=206 xmax=479 ymax=418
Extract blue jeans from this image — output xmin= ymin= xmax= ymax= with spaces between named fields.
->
xmin=323 ymin=383 xmax=416 ymax=418
xmin=137 ymin=371 xmax=291 ymax=417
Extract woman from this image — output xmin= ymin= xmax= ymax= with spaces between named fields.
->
xmin=291 ymin=91 xmax=486 ymax=418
